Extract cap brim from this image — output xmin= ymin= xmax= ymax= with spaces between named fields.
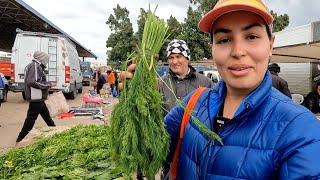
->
xmin=198 ymin=4 xmax=273 ymax=33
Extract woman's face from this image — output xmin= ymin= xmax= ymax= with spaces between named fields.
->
xmin=211 ymin=11 xmax=274 ymax=94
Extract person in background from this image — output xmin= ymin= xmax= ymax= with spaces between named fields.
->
xmin=268 ymin=63 xmax=292 ymax=98
xmin=114 ymin=70 xmax=119 ymax=93
xmin=0 ymin=75 xmax=4 ymax=107
xmin=162 ymin=0 xmax=320 ymax=179
xmin=107 ymin=70 xmax=115 ymax=93
xmin=91 ymin=68 xmax=101 ymax=93
xmin=16 ymin=51 xmax=56 ymax=143
xmin=305 ymin=81 xmax=320 ymax=114
xmin=97 ymin=72 xmax=108 ymax=95
xmin=158 ymin=39 xmax=214 ymax=113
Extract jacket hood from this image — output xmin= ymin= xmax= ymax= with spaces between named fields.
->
xmin=33 ymin=51 xmax=49 ymax=66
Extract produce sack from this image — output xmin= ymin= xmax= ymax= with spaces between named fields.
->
xmin=45 ymin=91 xmax=69 ymax=117
xmin=112 ymin=87 xmax=117 ymax=97
xmin=90 ymin=80 xmax=97 ymax=87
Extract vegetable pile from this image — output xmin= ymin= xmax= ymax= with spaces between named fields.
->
xmin=109 ymin=10 xmax=169 ymax=179
xmin=0 ymin=125 xmax=129 ymax=179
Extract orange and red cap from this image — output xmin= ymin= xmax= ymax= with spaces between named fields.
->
xmin=198 ymin=0 xmax=273 ymax=33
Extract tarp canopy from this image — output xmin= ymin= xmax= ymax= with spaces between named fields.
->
xmin=271 ymin=40 xmax=320 ymax=63
xmin=0 ymin=0 xmax=97 ymax=58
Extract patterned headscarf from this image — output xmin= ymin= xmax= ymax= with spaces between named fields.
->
xmin=166 ymin=39 xmax=191 ymax=60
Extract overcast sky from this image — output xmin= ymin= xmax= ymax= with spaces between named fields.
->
xmin=23 ymin=0 xmax=320 ymax=64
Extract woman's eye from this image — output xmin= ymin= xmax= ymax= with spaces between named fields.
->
xmin=218 ymin=38 xmax=230 ymax=44
xmin=247 ymin=35 xmax=258 ymax=40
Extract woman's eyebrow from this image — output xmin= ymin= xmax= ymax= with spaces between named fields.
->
xmin=213 ymin=23 xmax=263 ymax=35
xmin=242 ymin=23 xmax=262 ymax=31
xmin=213 ymin=28 xmax=231 ymax=35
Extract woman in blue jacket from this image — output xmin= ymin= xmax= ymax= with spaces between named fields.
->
xmin=164 ymin=0 xmax=320 ymax=179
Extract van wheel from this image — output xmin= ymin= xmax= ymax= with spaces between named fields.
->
xmin=78 ymin=87 xmax=83 ymax=93
xmin=1 ymin=88 xmax=8 ymax=102
xmin=69 ymin=90 xmax=77 ymax=99
xmin=22 ymin=91 xmax=26 ymax=100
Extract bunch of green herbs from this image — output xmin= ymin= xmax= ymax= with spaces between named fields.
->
xmin=109 ymin=10 xmax=169 ymax=179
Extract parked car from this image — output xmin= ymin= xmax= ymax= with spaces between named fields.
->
xmin=0 ymin=72 xmax=8 ymax=102
xmin=203 ymin=70 xmax=221 ymax=83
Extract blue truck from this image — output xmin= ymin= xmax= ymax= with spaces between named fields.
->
xmin=80 ymin=61 xmax=92 ymax=86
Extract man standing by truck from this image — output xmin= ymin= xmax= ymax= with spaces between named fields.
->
xmin=268 ymin=63 xmax=292 ymax=98
xmin=16 ymin=51 xmax=56 ymax=143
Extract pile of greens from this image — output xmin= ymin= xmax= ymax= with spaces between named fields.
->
xmin=0 ymin=125 xmax=129 ymax=179
xmin=109 ymin=10 xmax=169 ymax=179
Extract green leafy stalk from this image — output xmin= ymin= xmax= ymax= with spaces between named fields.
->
xmin=110 ymin=9 xmax=169 ymax=179
xmin=175 ymin=99 xmax=224 ymax=146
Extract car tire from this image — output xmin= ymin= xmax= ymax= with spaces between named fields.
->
xmin=69 ymin=90 xmax=76 ymax=99
xmin=78 ymin=87 xmax=83 ymax=93
xmin=2 ymin=88 xmax=8 ymax=102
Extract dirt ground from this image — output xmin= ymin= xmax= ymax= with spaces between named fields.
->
xmin=0 ymin=86 xmax=118 ymax=154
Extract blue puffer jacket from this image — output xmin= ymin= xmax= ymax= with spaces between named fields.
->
xmin=164 ymin=71 xmax=320 ymax=179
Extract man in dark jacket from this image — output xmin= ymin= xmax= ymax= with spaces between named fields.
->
xmin=16 ymin=51 xmax=56 ymax=143
xmin=268 ymin=63 xmax=292 ymax=98
xmin=305 ymin=81 xmax=320 ymax=114
xmin=158 ymin=39 xmax=214 ymax=113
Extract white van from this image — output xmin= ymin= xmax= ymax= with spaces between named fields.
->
xmin=203 ymin=70 xmax=221 ymax=83
xmin=10 ymin=29 xmax=83 ymax=99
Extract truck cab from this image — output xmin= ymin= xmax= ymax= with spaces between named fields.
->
xmin=80 ymin=61 xmax=92 ymax=86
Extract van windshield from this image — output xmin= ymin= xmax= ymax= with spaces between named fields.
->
xmin=81 ymin=65 xmax=89 ymax=72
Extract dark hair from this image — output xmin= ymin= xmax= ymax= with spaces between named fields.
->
xmin=268 ymin=63 xmax=280 ymax=73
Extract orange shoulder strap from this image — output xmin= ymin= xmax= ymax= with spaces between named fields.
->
xmin=170 ymin=87 xmax=207 ymax=179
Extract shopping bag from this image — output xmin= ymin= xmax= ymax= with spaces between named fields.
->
xmin=112 ymin=87 xmax=117 ymax=97
xmin=45 ymin=91 xmax=69 ymax=118
xmin=90 ymin=80 xmax=97 ymax=86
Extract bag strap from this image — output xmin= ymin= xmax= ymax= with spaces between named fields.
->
xmin=170 ymin=87 xmax=207 ymax=179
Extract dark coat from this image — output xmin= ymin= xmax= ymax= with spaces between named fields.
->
xmin=270 ymin=71 xmax=292 ymax=98
xmin=305 ymin=90 xmax=320 ymax=114
xmin=97 ymin=74 xmax=107 ymax=90
xmin=158 ymin=66 xmax=214 ymax=112
xmin=24 ymin=60 xmax=51 ymax=102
